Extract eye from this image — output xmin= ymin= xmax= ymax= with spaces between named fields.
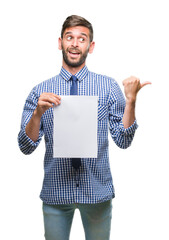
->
xmin=67 ymin=36 xmax=72 ymax=41
xmin=79 ymin=37 xmax=85 ymax=42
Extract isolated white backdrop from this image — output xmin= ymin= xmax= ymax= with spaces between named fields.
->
xmin=0 ymin=0 xmax=169 ymax=239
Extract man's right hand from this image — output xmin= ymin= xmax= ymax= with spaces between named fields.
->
xmin=35 ymin=93 xmax=61 ymax=118
xmin=25 ymin=93 xmax=61 ymax=142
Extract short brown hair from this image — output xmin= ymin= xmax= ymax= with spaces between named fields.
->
xmin=61 ymin=15 xmax=93 ymax=42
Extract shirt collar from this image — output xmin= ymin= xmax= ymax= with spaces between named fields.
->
xmin=59 ymin=65 xmax=89 ymax=81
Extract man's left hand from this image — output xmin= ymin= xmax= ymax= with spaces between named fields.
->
xmin=123 ymin=76 xmax=151 ymax=103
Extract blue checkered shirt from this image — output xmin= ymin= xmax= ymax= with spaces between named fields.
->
xmin=18 ymin=66 xmax=138 ymax=204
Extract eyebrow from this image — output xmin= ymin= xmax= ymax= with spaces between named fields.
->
xmin=65 ymin=31 xmax=88 ymax=38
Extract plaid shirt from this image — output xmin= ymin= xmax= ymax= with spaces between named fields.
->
xmin=18 ymin=66 xmax=138 ymax=204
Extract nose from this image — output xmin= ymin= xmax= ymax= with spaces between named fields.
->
xmin=71 ymin=38 xmax=79 ymax=48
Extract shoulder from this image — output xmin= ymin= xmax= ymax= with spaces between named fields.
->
xmin=88 ymin=70 xmax=117 ymax=84
xmin=88 ymin=70 xmax=113 ymax=80
xmin=31 ymin=74 xmax=60 ymax=95
xmin=88 ymin=70 xmax=120 ymax=90
xmin=87 ymin=70 xmax=123 ymax=104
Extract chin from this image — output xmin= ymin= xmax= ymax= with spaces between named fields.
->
xmin=66 ymin=59 xmax=85 ymax=68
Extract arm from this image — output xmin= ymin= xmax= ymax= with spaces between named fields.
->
xmin=122 ymin=76 xmax=151 ymax=129
xmin=26 ymin=93 xmax=61 ymax=142
xmin=108 ymin=77 xmax=151 ymax=149
xmin=18 ymin=90 xmax=61 ymax=154
xmin=108 ymin=80 xmax=137 ymax=149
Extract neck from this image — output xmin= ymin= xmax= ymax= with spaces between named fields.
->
xmin=62 ymin=60 xmax=85 ymax=75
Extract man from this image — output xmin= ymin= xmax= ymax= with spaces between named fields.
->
xmin=18 ymin=15 xmax=151 ymax=240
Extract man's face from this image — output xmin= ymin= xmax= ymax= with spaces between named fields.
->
xmin=59 ymin=26 xmax=95 ymax=68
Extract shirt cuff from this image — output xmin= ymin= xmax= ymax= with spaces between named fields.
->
xmin=18 ymin=128 xmax=42 ymax=154
xmin=119 ymin=120 xmax=138 ymax=136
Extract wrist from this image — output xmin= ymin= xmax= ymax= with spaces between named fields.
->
xmin=126 ymin=97 xmax=136 ymax=106
xmin=33 ymin=107 xmax=43 ymax=120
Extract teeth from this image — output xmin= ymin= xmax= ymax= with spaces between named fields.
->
xmin=69 ymin=50 xmax=80 ymax=54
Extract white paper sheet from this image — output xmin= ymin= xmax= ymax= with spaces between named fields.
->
xmin=53 ymin=96 xmax=98 ymax=158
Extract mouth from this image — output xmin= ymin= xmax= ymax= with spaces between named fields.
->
xmin=68 ymin=49 xmax=81 ymax=58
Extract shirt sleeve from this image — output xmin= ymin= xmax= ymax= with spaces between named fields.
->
xmin=108 ymin=79 xmax=138 ymax=149
xmin=17 ymin=87 xmax=44 ymax=155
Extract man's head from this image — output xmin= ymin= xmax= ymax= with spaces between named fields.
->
xmin=61 ymin=15 xmax=94 ymax=43
xmin=58 ymin=15 xmax=95 ymax=70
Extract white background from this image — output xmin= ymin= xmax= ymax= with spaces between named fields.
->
xmin=0 ymin=0 xmax=169 ymax=239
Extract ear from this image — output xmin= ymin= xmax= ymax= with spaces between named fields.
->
xmin=58 ymin=37 xmax=62 ymax=50
xmin=88 ymin=41 xmax=95 ymax=54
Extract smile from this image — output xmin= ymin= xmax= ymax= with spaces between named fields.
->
xmin=68 ymin=51 xmax=81 ymax=58
xmin=68 ymin=48 xmax=81 ymax=56
xmin=69 ymin=51 xmax=80 ymax=54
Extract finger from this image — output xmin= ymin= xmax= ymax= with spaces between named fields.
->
xmin=140 ymin=81 xmax=152 ymax=88
xmin=39 ymin=92 xmax=61 ymax=104
xmin=38 ymin=101 xmax=53 ymax=108
xmin=39 ymin=95 xmax=61 ymax=105
xmin=122 ymin=77 xmax=140 ymax=85
xmin=41 ymin=93 xmax=61 ymax=101
xmin=48 ymin=93 xmax=61 ymax=100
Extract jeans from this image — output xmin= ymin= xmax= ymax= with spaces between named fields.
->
xmin=42 ymin=199 xmax=112 ymax=240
